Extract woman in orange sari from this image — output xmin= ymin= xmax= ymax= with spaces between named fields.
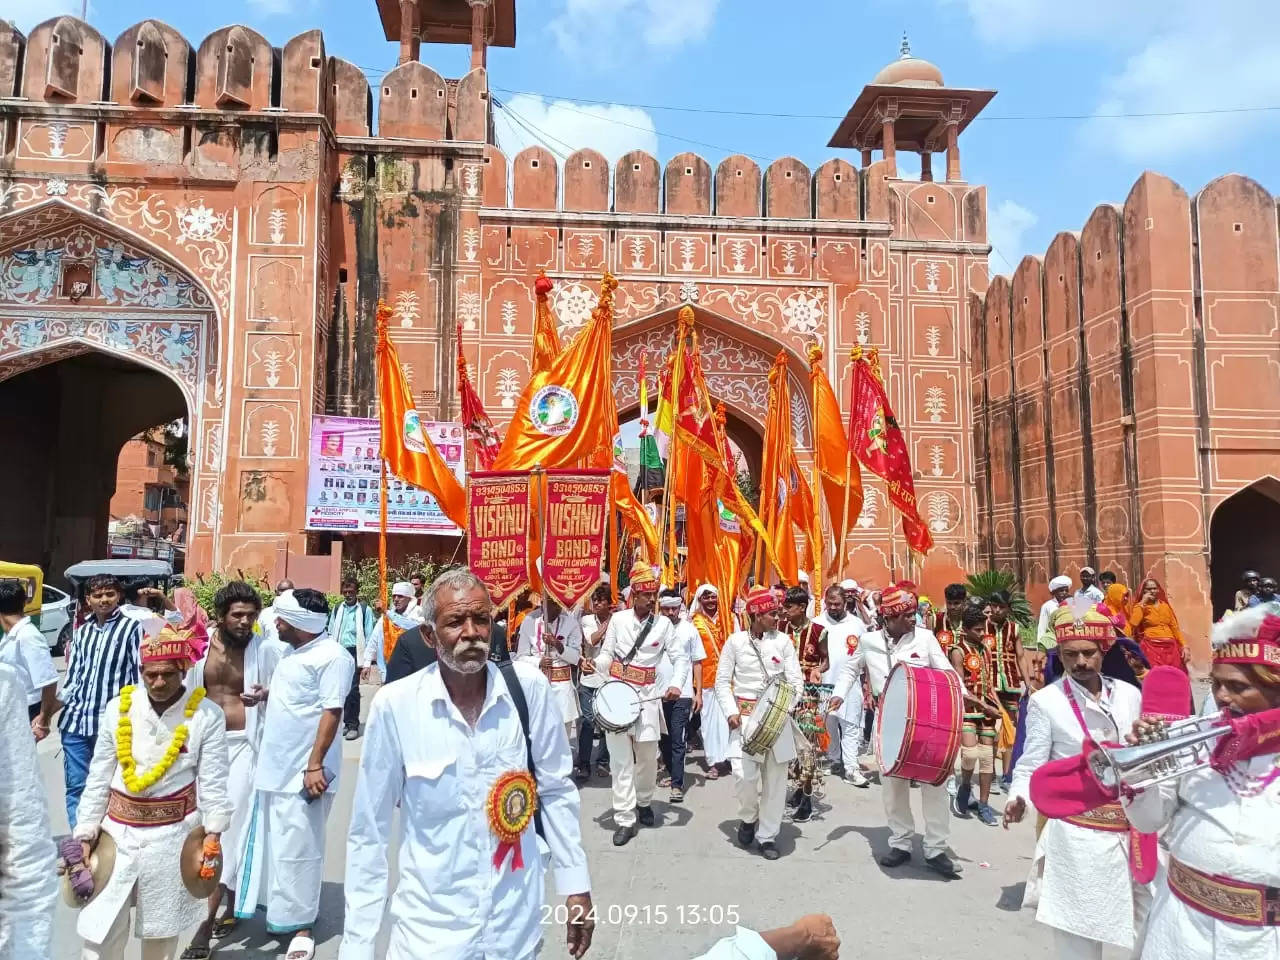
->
xmin=1129 ymin=577 xmax=1189 ymax=671
xmin=1095 ymin=583 xmax=1132 ymax=637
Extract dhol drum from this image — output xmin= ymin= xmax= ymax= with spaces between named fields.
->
xmin=592 ymin=680 xmax=642 ymax=734
xmin=875 ymin=663 xmax=963 ymax=785
xmin=741 ymin=677 xmax=797 ymax=757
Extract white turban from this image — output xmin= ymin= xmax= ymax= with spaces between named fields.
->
xmin=274 ymin=590 xmax=329 ymax=634
xmin=391 ymin=581 xmax=414 ymax=599
xmin=839 ymin=579 xmax=857 ymax=591
xmin=1048 ymin=575 xmax=1072 ymax=592
xmin=658 ymin=593 xmax=683 ymax=609
xmin=694 ymin=583 xmax=718 ymax=600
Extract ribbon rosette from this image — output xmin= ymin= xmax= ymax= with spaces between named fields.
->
xmin=487 ymin=770 xmax=538 ymax=873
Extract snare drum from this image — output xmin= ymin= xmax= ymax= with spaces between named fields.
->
xmin=592 ymin=680 xmax=642 ymax=734
xmin=741 ymin=677 xmax=796 ymax=757
xmin=875 ymin=663 xmax=962 ymax=785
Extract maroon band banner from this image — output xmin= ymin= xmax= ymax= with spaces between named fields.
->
xmin=468 ymin=471 xmax=531 ymax=608
xmin=542 ymin=468 xmax=610 ymax=611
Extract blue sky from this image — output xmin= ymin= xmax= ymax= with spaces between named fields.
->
xmin=8 ymin=0 xmax=1279 ymax=276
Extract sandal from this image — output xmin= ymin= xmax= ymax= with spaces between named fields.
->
xmin=211 ymin=916 xmax=237 ymax=939
xmin=286 ymin=935 xmax=316 ymax=960
xmin=706 ymin=766 xmax=721 ymax=780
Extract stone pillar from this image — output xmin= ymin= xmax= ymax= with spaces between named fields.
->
xmin=920 ymin=151 xmax=933 ymax=182
xmin=398 ymin=0 xmax=420 ymax=64
xmin=945 ymin=121 xmax=961 ymax=181
xmin=468 ymin=0 xmax=491 ymax=70
xmin=880 ymin=109 xmax=897 ymax=177
xmin=860 ymin=148 xmax=872 ymax=169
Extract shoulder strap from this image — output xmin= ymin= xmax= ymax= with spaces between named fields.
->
xmin=620 ymin=615 xmax=656 ymax=665
xmin=497 ymin=658 xmax=546 ymax=840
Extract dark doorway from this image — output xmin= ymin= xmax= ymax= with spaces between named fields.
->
xmin=0 ymin=351 xmax=187 ymax=584
xmin=1209 ymin=476 xmax=1280 ymax=618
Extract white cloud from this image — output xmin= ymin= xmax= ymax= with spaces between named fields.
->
xmin=493 ymin=93 xmax=659 ymax=167
xmin=947 ymin=0 xmax=1280 ymax=163
xmin=550 ymin=0 xmax=719 ymax=60
xmin=0 ymin=0 xmax=82 ymax=32
xmin=986 ymin=199 xmax=1037 ymax=274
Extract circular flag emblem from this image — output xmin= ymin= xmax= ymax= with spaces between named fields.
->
xmin=529 ymin=385 xmax=579 ymax=437
xmin=402 ymin=410 xmax=428 ymax=454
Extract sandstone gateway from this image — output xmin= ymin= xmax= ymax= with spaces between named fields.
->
xmin=0 ymin=4 xmax=1276 ymax=654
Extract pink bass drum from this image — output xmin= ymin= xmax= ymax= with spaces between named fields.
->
xmin=875 ymin=663 xmax=963 ymax=786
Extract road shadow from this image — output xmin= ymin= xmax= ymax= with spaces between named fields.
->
xmin=711 ymin=817 xmax=803 ymax=858
xmin=591 ymin=801 xmax=693 ymax=834
xmin=840 ymin=824 xmax=958 ymax=882
xmin=197 ymin=881 xmax=346 ymax=956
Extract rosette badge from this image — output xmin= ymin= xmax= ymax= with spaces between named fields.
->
xmin=487 ymin=770 xmax=538 ymax=873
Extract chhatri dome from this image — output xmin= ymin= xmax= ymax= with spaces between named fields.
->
xmin=872 ymin=33 xmax=944 ymax=88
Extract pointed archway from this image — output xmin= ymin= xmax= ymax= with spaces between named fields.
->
xmin=1209 ymin=476 xmax=1280 ymax=617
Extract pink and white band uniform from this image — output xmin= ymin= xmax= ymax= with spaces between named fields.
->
xmin=1121 ymin=607 xmax=1280 ymax=960
xmin=516 ymin=606 xmax=583 ymax=742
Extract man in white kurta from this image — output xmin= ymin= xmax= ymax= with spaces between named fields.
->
xmin=830 ymin=584 xmax=959 ymax=877
xmin=588 ymin=561 xmax=682 ymax=846
xmin=814 ymin=583 xmax=867 ymax=787
xmin=73 ymin=629 xmax=231 ymax=960
xmin=236 ymin=590 xmax=354 ymax=958
xmin=1005 ymin=606 xmax=1148 ymax=959
xmin=691 ymin=585 xmax=732 ymax=776
xmin=0 ymin=661 xmax=57 ymax=958
xmin=516 ymin=599 xmax=583 ymax=742
xmin=341 ymin=568 xmax=592 ymax=960
xmin=1122 ymin=607 xmax=1280 ymax=960
xmin=717 ymin=586 xmax=804 ymax=860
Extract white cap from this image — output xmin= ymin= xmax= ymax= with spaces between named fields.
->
xmin=694 ymin=583 xmax=718 ymax=599
xmin=1049 ymin=575 xmax=1072 ymax=592
xmin=798 ymin=571 xmax=810 ymax=583
xmin=391 ymin=581 xmax=414 ymax=599
xmin=839 ymin=579 xmax=857 ymax=591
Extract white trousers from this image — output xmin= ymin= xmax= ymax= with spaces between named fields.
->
xmin=735 ymin=752 xmax=789 ymax=843
xmin=81 ymin=896 xmax=178 ymax=960
xmin=883 ymin=776 xmax=950 ymax=859
xmin=604 ymin=732 xmax=658 ymax=827
xmin=825 ymin=713 xmax=863 ymax=766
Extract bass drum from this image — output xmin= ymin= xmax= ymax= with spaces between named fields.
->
xmin=875 ymin=663 xmax=963 ymax=786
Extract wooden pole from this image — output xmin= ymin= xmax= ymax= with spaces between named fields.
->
xmin=660 ymin=330 xmax=686 ymax=587
xmin=809 ymin=358 xmax=823 ymax=604
xmin=378 ymin=458 xmax=389 ymax=616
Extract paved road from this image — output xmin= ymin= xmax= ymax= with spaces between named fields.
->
xmin=39 ymin=680 xmax=1118 ymax=959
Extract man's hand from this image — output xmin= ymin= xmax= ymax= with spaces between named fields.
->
xmin=827 ymin=696 xmax=844 ymax=713
xmin=303 ymin=768 xmax=329 ymax=798
xmin=693 ymin=691 xmax=703 ymax=713
xmin=240 ymin=684 xmax=268 ymax=706
xmin=548 ymin=637 xmax=565 ymax=654
xmin=539 ymin=655 xmax=554 ymax=671
xmin=662 ymin=685 xmax=681 ymax=702
xmin=1180 ymin=645 xmax=1192 ymax=665
xmin=564 ymin=892 xmax=594 ymax=959
xmin=727 ymin=713 xmax=742 ymax=730
xmin=579 ymin=659 xmax=595 ymax=675
xmin=1127 ymin=716 xmax=1165 ymax=744
xmin=1003 ymin=796 xmax=1026 ymax=829
xmin=793 ymin=913 xmax=840 ymax=960
xmin=31 ymin=717 xmax=49 ymax=741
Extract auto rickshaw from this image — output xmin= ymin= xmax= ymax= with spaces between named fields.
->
xmin=0 ymin=562 xmax=43 ymax=628
xmin=64 ymin=559 xmax=173 ymax=625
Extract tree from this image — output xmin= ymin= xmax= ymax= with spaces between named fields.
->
xmin=965 ymin=569 xmax=1034 ymax=628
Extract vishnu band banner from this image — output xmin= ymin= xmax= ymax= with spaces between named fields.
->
xmin=542 ymin=469 xmax=610 ymax=610
xmin=468 ymin=471 xmax=532 ymax=608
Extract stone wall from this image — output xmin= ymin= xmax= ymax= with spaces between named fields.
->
xmin=973 ymin=172 xmax=1280 ymax=657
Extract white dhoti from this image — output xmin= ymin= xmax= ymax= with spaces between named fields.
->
xmin=882 ymin=776 xmax=950 ymax=860
xmin=235 ymin=790 xmax=333 ymax=934
xmin=735 ymin=752 xmax=789 ymax=844
xmin=604 ymin=731 xmax=658 ymax=827
xmin=221 ymin=731 xmax=256 ymax=895
xmin=701 ymin=693 xmax=730 ymax=766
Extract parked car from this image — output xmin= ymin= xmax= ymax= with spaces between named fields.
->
xmin=39 ymin=582 xmax=72 ymax=654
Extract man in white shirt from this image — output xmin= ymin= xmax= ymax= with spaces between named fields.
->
xmin=516 ymin=596 xmax=583 ymax=743
xmin=235 ymin=589 xmax=354 ymax=960
xmin=362 ymin=581 xmax=423 ymax=681
xmin=0 ymin=661 xmax=57 ymax=958
xmin=657 ymin=588 xmax=706 ymax=804
xmin=1075 ymin=567 xmax=1105 ymax=605
xmin=0 ymin=580 xmax=59 ymax=737
xmin=341 ymin=567 xmax=593 ymax=960
xmin=814 ymin=583 xmax=868 ymax=787
xmin=576 ymin=584 xmax=613 ymax=779
xmin=830 ymin=584 xmax=960 ymax=878
xmin=716 ymin=585 xmax=804 ymax=861
xmin=1038 ymin=576 xmax=1072 ymax=646
xmin=257 ymin=578 xmax=294 ymax=642
xmin=1004 ymin=604 xmax=1148 ymax=959
xmin=585 ymin=560 xmax=684 ymax=846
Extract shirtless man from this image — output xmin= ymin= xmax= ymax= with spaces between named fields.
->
xmin=184 ymin=581 xmax=281 ymax=959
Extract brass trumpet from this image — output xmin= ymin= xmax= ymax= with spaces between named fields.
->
xmin=1088 ymin=714 xmax=1229 ymax=793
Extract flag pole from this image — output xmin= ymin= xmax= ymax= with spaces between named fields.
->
xmin=660 ymin=324 xmax=687 ymax=587
xmin=808 ymin=350 xmax=823 ymax=604
xmin=534 ymin=463 xmax=549 ymax=625
xmin=836 ymin=347 xmax=859 ymax=583
xmin=379 ymin=457 xmax=389 ymax=615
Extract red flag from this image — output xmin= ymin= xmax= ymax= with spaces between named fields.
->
xmin=847 ymin=347 xmax=932 ymax=555
xmin=456 ymin=325 xmax=501 ymax=470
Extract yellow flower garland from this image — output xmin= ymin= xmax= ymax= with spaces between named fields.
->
xmin=116 ymin=685 xmax=206 ymax=794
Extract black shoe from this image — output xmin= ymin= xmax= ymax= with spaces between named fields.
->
xmin=573 ymin=766 xmax=589 ymax=784
xmin=792 ymin=796 xmax=813 ymax=823
xmin=612 ymin=824 xmax=638 ymax=846
xmin=878 ymin=848 xmax=911 ymax=868
xmin=952 ymin=782 xmax=972 ymax=819
xmin=925 ymin=853 xmax=961 ymax=878
xmin=637 ymin=805 xmax=655 ymax=827
xmin=760 ymin=841 xmax=780 ymax=860
xmin=737 ymin=820 xmax=757 ymax=846
xmin=786 ymin=788 xmax=802 ymax=809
